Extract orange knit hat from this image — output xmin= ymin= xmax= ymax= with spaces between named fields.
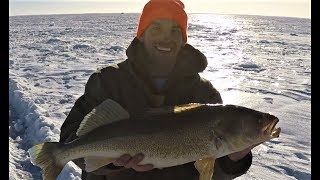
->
xmin=136 ymin=0 xmax=188 ymax=42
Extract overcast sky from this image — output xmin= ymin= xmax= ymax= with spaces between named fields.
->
xmin=9 ymin=0 xmax=311 ymax=18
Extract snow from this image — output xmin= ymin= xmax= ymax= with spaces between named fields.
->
xmin=9 ymin=13 xmax=310 ymax=179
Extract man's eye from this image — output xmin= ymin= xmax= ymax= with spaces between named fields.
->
xmin=172 ymin=28 xmax=181 ymax=34
xmin=152 ymin=26 xmax=160 ymax=31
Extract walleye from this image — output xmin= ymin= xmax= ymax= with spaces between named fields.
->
xmin=28 ymin=99 xmax=281 ymax=180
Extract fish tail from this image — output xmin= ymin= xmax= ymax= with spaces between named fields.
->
xmin=28 ymin=142 xmax=64 ymax=180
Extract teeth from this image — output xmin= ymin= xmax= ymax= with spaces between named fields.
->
xmin=156 ymin=46 xmax=171 ymax=52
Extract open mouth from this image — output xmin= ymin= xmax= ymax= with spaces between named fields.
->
xmin=156 ymin=46 xmax=172 ymax=52
xmin=263 ymin=118 xmax=281 ymax=138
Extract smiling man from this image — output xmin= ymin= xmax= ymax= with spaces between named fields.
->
xmin=59 ymin=0 xmax=254 ymax=179
xmin=139 ymin=19 xmax=184 ymax=77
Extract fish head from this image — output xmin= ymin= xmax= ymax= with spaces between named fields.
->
xmin=239 ymin=110 xmax=281 ymax=142
xmin=211 ymin=105 xmax=281 ymax=151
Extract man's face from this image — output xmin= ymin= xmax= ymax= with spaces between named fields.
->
xmin=139 ymin=19 xmax=184 ymax=63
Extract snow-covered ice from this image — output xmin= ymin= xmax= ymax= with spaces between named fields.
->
xmin=9 ymin=13 xmax=311 ymax=179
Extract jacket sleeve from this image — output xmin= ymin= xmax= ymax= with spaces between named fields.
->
xmin=59 ymin=70 xmax=129 ymax=176
xmin=192 ymin=77 xmax=253 ymax=179
xmin=60 ymin=72 xmax=107 ymax=143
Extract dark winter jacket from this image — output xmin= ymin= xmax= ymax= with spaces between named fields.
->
xmin=59 ymin=38 xmax=252 ymax=180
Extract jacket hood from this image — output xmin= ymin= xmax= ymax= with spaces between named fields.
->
xmin=125 ymin=38 xmax=208 ymax=79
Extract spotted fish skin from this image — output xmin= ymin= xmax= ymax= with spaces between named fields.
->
xmin=28 ymin=99 xmax=281 ymax=180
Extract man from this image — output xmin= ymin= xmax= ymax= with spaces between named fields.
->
xmin=59 ymin=0 xmax=254 ymax=179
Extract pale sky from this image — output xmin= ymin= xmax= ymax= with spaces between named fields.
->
xmin=9 ymin=0 xmax=311 ymax=18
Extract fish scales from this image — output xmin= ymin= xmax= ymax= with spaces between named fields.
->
xmin=28 ymin=99 xmax=281 ymax=180
xmin=58 ymin=112 xmax=216 ymax=168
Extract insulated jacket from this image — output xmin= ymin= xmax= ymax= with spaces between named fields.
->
xmin=59 ymin=38 xmax=252 ymax=180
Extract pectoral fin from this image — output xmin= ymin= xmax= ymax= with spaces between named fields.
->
xmin=194 ymin=157 xmax=215 ymax=180
xmin=84 ymin=156 xmax=115 ymax=172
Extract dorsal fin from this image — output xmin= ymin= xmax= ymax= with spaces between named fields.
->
xmin=145 ymin=103 xmax=204 ymax=116
xmin=76 ymin=99 xmax=130 ymax=136
xmin=174 ymin=103 xmax=204 ymax=113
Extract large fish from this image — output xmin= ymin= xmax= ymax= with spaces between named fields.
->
xmin=28 ymin=99 xmax=281 ymax=180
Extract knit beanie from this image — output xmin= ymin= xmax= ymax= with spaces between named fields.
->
xmin=136 ymin=0 xmax=188 ymax=42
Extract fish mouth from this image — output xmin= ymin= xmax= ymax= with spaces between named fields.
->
xmin=263 ymin=118 xmax=281 ymax=138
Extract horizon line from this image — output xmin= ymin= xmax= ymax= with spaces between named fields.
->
xmin=9 ymin=12 xmax=311 ymax=19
